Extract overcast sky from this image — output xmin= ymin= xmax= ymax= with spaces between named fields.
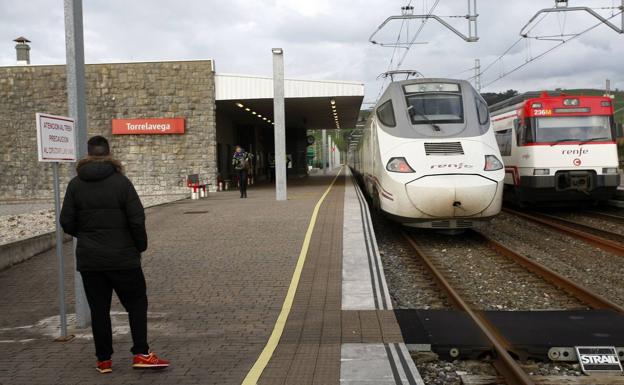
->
xmin=1 ymin=0 xmax=622 ymax=103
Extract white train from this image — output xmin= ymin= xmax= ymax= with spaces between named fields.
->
xmin=490 ymin=92 xmax=620 ymax=205
xmin=350 ymin=78 xmax=504 ymax=229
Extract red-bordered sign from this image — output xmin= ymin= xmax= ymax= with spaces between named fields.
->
xmin=35 ymin=113 xmax=77 ymax=162
xmin=112 ymin=118 xmax=185 ymax=135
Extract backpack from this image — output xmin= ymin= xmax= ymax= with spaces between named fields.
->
xmin=235 ymin=154 xmax=249 ymax=170
xmin=240 ymin=157 xmax=249 ymax=170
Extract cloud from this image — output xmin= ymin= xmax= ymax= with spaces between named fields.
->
xmin=0 ymin=0 xmax=622 ymax=101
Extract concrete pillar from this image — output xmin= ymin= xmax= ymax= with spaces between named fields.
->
xmin=322 ymin=129 xmax=327 ymax=174
xmin=272 ymin=48 xmax=287 ymax=201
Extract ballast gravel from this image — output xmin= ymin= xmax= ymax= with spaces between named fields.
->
xmin=476 ymin=211 xmax=624 ymax=308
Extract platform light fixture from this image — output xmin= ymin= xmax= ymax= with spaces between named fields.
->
xmin=236 ymin=102 xmax=244 ymax=108
xmin=257 ymin=114 xmax=262 ymax=118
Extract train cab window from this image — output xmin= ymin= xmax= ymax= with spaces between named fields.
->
xmin=532 ymin=115 xmax=613 ymax=143
xmin=405 ymin=94 xmax=464 ymax=125
xmin=376 ymin=100 xmax=396 ymax=127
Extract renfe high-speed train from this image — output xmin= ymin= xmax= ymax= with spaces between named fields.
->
xmin=490 ymin=92 xmax=620 ymax=205
xmin=350 ymin=78 xmax=505 ymax=229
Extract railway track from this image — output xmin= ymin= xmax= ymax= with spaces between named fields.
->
xmin=401 ymin=229 xmax=624 ymax=385
xmin=584 ymin=210 xmax=624 ymax=225
xmin=503 ymin=207 xmax=624 ymax=257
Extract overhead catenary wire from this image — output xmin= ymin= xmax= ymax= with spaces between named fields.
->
xmin=374 ymin=0 xmax=441 ymax=103
xmin=480 ymin=9 xmax=624 ymax=89
xmin=375 ymin=0 xmax=414 ymax=102
xmin=395 ymin=0 xmax=441 ymax=69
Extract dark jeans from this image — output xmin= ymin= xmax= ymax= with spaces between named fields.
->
xmin=81 ymin=268 xmax=149 ymax=361
xmin=238 ymin=169 xmax=248 ymax=196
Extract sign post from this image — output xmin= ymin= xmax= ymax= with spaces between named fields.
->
xmin=36 ymin=113 xmax=77 ymax=340
xmin=64 ymin=0 xmax=90 ymax=328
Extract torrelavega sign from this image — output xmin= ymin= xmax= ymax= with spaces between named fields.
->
xmin=112 ymin=118 xmax=185 ymax=135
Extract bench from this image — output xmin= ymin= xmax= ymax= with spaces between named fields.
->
xmin=187 ymin=174 xmax=209 ymax=199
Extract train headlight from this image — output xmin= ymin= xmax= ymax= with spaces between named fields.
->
xmin=533 ymin=168 xmax=550 ymax=176
xmin=603 ymin=167 xmax=618 ymax=174
xmin=484 ymin=155 xmax=503 ymax=171
xmin=563 ymin=98 xmax=579 ymax=106
xmin=386 ymin=157 xmax=415 ymax=173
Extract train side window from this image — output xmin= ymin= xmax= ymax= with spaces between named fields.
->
xmin=513 ymin=119 xmax=521 ymax=144
xmin=495 ymin=129 xmax=512 ymax=156
xmin=475 ymin=95 xmax=490 ymax=128
xmin=376 ymin=100 xmax=396 ymax=127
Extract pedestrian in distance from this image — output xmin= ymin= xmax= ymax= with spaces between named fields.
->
xmin=60 ymin=135 xmax=169 ymax=374
xmin=232 ymin=145 xmax=252 ymax=198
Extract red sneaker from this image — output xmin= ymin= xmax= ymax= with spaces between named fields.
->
xmin=132 ymin=352 xmax=169 ymax=369
xmin=96 ymin=360 xmax=112 ymax=374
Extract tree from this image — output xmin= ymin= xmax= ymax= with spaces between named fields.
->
xmin=481 ymin=89 xmax=518 ymax=106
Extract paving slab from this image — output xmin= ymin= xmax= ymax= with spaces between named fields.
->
xmin=0 ymin=174 xmax=338 ymax=385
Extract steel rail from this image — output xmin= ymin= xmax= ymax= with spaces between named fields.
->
xmin=402 ymin=231 xmax=535 ymax=385
xmin=503 ymin=208 xmax=624 ymax=257
xmin=536 ymin=212 xmax=624 ymax=243
xmin=584 ymin=210 xmax=624 ymax=225
xmin=471 ymin=230 xmax=624 ymax=313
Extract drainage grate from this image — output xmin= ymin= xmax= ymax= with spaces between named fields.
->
xmin=183 ymin=211 xmax=209 ymax=214
xmin=424 ymin=142 xmax=464 ymax=155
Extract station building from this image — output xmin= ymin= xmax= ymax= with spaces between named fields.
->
xmin=0 ymin=45 xmax=363 ymax=200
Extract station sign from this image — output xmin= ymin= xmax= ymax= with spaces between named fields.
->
xmin=575 ymin=346 xmax=622 ymax=375
xmin=112 ymin=118 xmax=185 ymax=135
xmin=35 ymin=113 xmax=77 ymax=162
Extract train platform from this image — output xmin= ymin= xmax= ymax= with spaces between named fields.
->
xmin=0 ymin=168 xmax=423 ymax=385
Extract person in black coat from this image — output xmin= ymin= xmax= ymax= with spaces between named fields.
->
xmin=60 ymin=136 xmax=168 ymax=373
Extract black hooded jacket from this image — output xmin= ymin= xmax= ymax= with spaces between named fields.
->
xmin=60 ymin=157 xmax=147 ymax=271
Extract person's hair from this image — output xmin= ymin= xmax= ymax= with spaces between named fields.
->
xmin=87 ymin=135 xmax=110 ymax=156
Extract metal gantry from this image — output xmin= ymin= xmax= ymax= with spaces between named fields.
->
xmin=473 ymin=0 xmax=624 ymax=89
xmin=369 ymin=0 xmax=479 ymax=46
xmin=520 ymin=0 xmax=624 ymax=38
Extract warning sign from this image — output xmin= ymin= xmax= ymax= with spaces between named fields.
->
xmin=35 ymin=113 xmax=77 ymax=162
xmin=575 ymin=346 xmax=622 ymax=375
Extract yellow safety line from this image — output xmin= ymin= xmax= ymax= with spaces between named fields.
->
xmin=241 ymin=167 xmax=343 ymax=385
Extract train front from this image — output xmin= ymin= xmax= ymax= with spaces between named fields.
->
xmin=509 ymin=94 xmax=619 ymax=205
xmin=374 ymin=79 xmax=505 ymax=229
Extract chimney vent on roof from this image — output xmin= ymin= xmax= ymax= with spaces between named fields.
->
xmin=13 ymin=36 xmax=31 ymax=65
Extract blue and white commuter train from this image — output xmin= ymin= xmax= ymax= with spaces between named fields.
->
xmin=349 ymin=78 xmax=505 ymax=229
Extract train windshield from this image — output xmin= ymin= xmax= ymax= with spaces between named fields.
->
xmin=405 ymin=91 xmax=464 ymax=125
xmin=533 ymin=116 xmax=613 ymax=143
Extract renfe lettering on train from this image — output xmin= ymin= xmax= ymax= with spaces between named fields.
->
xmin=430 ymin=163 xmax=474 ymax=169
xmin=561 ymin=148 xmax=589 ymax=156
xmin=112 ymin=118 xmax=185 ymax=135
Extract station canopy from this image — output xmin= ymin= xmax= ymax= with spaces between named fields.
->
xmin=215 ymin=73 xmax=364 ymax=130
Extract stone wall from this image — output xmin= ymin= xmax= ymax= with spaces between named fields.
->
xmin=0 ymin=60 xmax=216 ymax=200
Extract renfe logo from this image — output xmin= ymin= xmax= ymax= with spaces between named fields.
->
xmin=562 ymin=148 xmax=589 ymax=157
xmin=575 ymin=346 xmax=622 ymax=375
xmin=430 ymin=163 xmax=474 ymax=170
xmin=112 ymin=118 xmax=185 ymax=135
